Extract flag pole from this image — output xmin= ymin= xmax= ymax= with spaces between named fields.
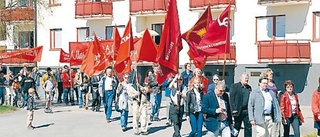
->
xmin=222 ymin=3 xmax=231 ymax=80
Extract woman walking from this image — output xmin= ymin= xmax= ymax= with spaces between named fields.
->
xmin=312 ymin=77 xmax=320 ymax=137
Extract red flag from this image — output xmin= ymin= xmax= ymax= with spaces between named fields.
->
xmin=156 ymin=0 xmax=182 ymax=84
xmin=93 ymin=34 xmax=111 ymax=75
xmin=81 ymin=34 xmax=106 ymax=76
xmin=182 ymin=5 xmax=212 ymax=68
xmin=0 ymin=46 xmax=43 ymax=63
xmin=198 ymin=5 xmax=231 ymax=56
xmin=134 ymin=29 xmax=158 ymax=62
xmin=69 ymin=42 xmax=89 ymax=66
xmin=59 ymin=49 xmax=70 ymax=63
xmin=112 ymin=26 xmax=121 ymax=60
xmin=114 ymin=18 xmax=134 ymax=74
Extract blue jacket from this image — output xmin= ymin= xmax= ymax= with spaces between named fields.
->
xmin=99 ymin=75 xmax=118 ymax=93
xmin=201 ymin=92 xmax=232 ymax=132
xmin=162 ymin=79 xmax=171 ymax=97
xmin=181 ymin=70 xmax=193 ymax=87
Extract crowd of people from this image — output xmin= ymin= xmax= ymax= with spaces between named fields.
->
xmin=0 ymin=63 xmax=320 ymax=137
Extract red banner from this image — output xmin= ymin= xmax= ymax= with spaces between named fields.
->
xmin=0 ymin=46 xmax=43 ymax=63
xmin=59 ymin=49 xmax=70 ymax=63
xmin=69 ymin=42 xmax=89 ymax=66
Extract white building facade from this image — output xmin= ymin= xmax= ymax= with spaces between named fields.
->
xmin=2 ymin=0 xmax=320 ymax=105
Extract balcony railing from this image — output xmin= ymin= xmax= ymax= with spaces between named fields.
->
xmin=258 ymin=0 xmax=310 ymax=6
xmin=257 ymin=39 xmax=311 ymax=63
xmin=130 ymin=0 xmax=168 ymax=15
xmin=189 ymin=0 xmax=235 ymax=10
xmin=75 ymin=1 xmax=112 ymax=19
xmin=1 ymin=7 xmax=34 ymax=21
xmin=206 ymin=43 xmax=236 ymax=64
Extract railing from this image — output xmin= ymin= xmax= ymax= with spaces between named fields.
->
xmin=1 ymin=7 xmax=34 ymax=21
xmin=75 ymin=1 xmax=112 ymax=19
xmin=130 ymin=0 xmax=168 ymax=14
xmin=206 ymin=43 xmax=236 ymax=64
xmin=189 ymin=0 xmax=235 ymax=9
xmin=258 ymin=0 xmax=310 ymax=5
xmin=257 ymin=39 xmax=311 ymax=63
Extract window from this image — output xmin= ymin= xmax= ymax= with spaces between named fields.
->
xmin=105 ymin=25 xmax=125 ymax=40
xmin=256 ymin=15 xmax=285 ymax=41
xmin=18 ymin=0 xmax=33 ymax=7
xmin=49 ymin=0 xmax=61 ymax=6
xmin=19 ymin=31 xmax=34 ymax=49
xmin=313 ymin=12 xmax=320 ymax=41
xmin=152 ymin=23 xmax=164 ymax=45
xmin=77 ymin=27 xmax=89 ymax=42
xmin=50 ymin=29 xmax=62 ymax=50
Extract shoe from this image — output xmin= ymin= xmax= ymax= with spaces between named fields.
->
xmin=140 ymin=131 xmax=148 ymax=135
xmin=121 ymin=127 xmax=127 ymax=132
xmin=36 ymin=97 xmax=40 ymax=100
xmin=150 ymin=116 xmax=154 ymax=122
xmin=85 ymin=106 xmax=88 ymax=110
xmin=27 ymin=126 xmax=34 ymax=130
xmin=166 ymin=121 xmax=171 ymax=126
xmin=134 ymin=132 xmax=140 ymax=135
xmin=106 ymin=119 xmax=112 ymax=123
xmin=153 ymin=117 xmax=160 ymax=121
xmin=79 ymin=106 xmax=83 ymax=108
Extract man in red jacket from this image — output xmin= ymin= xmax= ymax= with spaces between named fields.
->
xmin=61 ymin=65 xmax=72 ymax=105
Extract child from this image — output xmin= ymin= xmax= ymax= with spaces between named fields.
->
xmin=80 ymin=76 xmax=90 ymax=110
xmin=26 ymin=88 xmax=35 ymax=130
xmin=12 ymin=77 xmax=20 ymax=107
xmin=43 ymin=76 xmax=56 ymax=113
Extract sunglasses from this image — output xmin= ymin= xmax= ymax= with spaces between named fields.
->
xmin=213 ymin=79 xmax=219 ymax=81
xmin=219 ymin=90 xmax=225 ymax=92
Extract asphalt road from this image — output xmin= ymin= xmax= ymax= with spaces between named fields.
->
xmin=0 ymin=91 xmax=316 ymax=137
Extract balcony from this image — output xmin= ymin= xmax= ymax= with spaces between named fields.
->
xmin=257 ymin=39 xmax=311 ymax=63
xmin=1 ymin=7 xmax=34 ymax=22
xmin=206 ymin=43 xmax=236 ymax=64
xmin=189 ymin=0 xmax=236 ymax=10
xmin=258 ymin=0 xmax=310 ymax=6
xmin=130 ymin=0 xmax=168 ymax=15
xmin=75 ymin=1 xmax=112 ymax=19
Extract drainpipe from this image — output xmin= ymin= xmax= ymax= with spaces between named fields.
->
xmin=34 ymin=0 xmax=37 ymax=67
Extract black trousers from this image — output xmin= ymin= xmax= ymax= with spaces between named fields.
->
xmin=233 ymin=110 xmax=252 ymax=137
xmin=57 ymin=82 xmax=63 ymax=101
xmin=169 ymin=104 xmax=184 ymax=137
xmin=91 ymin=89 xmax=101 ymax=110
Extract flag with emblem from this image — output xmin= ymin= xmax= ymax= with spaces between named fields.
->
xmin=182 ymin=5 xmax=212 ymax=69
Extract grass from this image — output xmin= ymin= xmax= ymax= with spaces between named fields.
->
xmin=303 ymin=132 xmax=317 ymax=137
xmin=0 ymin=105 xmax=17 ymax=114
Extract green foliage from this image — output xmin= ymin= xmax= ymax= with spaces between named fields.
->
xmin=0 ymin=105 xmax=17 ymax=114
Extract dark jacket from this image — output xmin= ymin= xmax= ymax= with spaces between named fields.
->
xmin=185 ymin=89 xmax=203 ymax=116
xmin=201 ymin=92 xmax=232 ymax=132
xmin=26 ymin=95 xmax=34 ymax=111
xmin=229 ymin=82 xmax=252 ymax=116
xmin=20 ymin=77 xmax=35 ymax=93
xmin=148 ymin=74 xmax=160 ymax=94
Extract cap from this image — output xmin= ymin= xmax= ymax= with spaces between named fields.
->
xmin=47 ymin=67 xmax=52 ymax=71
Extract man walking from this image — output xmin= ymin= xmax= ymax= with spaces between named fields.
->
xmin=248 ymin=77 xmax=282 ymax=137
xmin=99 ymin=66 xmax=118 ymax=123
xmin=229 ymin=73 xmax=252 ymax=137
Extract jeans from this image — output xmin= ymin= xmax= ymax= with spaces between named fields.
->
xmin=103 ymin=90 xmax=114 ymax=119
xmin=63 ymin=88 xmax=71 ymax=105
xmin=77 ymin=87 xmax=83 ymax=107
xmin=22 ymin=92 xmax=28 ymax=107
xmin=0 ymin=88 xmax=5 ymax=105
xmin=189 ymin=112 xmax=203 ymax=137
xmin=166 ymin=97 xmax=171 ymax=122
xmin=283 ymin=114 xmax=300 ymax=137
xmin=150 ymin=92 xmax=162 ymax=118
xmin=120 ymin=109 xmax=128 ymax=128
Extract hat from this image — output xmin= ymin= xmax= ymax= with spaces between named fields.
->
xmin=64 ymin=65 xmax=69 ymax=69
xmin=47 ymin=67 xmax=52 ymax=71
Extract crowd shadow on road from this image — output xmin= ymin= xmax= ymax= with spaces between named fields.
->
xmin=34 ymin=123 xmax=55 ymax=129
xmin=148 ymin=125 xmax=168 ymax=134
xmin=52 ymin=110 xmax=71 ymax=113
